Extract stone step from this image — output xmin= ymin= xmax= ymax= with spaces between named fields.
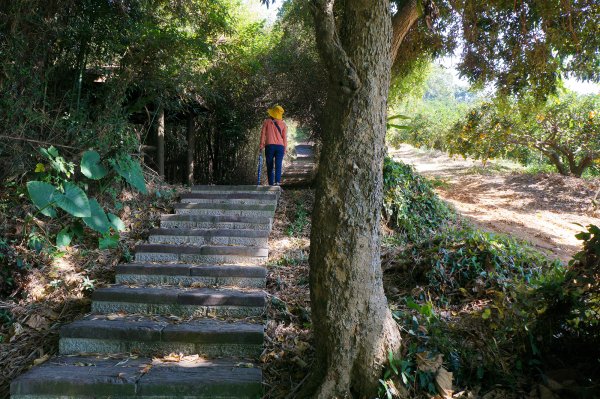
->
xmin=91 ymin=286 xmax=265 ymax=318
xmin=11 ymin=355 xmax=262 ymax=398
xmin=148 ymin=228 xmax=269 ymax=247
xmin=135 ymin=244 xmax=268 ymax=264
xmin=160 ymin=214 xmax=272 ymax=231
xmin=180 ymin=192 xmax=279 ymax=205
xmin=173 ymin=203 xmax=276 ymax=218
xmin=59 ymin=315 xmax=263 ymax=358
xmin=191 ymin=185 xmax=281 ymax=196
xmin=116 ymin=263 xmax=267 ymax=288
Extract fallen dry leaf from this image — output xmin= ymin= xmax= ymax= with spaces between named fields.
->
xmin=416 ymin=351 xmax=443 ymax=373
xmin=435 ymin=367 xmax=453 ymax=399
xmin=26 ymin=314 xmax=49 ymax=330
xmin=32 ymin=354 xmax=50 ymax=366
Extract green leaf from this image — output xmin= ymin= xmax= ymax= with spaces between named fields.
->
xmin=111 ymin=155 xmax=147 ymax=194
xmin=99 ymin=233 xmax=119 ymax=250
xmin=55 ymin=182 xmax=90 ymax=217
xmin=71 ymin=221 xmax=84 ymax=239
xmin=56 ymin=228 xmax=73 ymax=248
xmin=387 ymin=114 xmax=411 ymax=121
xmin=81 ymin=150 xmax=108 ymax=180
xmin=108 ymin=213 xmax=126 ymax=232
xmin=482 ymin=308 xmax=492 ymax=319
xmin=83 ymin=199 xmax=111 ymax=234
xmin=27 ymin=181 xmax=58 ymax=218
xmin=387 ymin=124 xmax=411 ymax=130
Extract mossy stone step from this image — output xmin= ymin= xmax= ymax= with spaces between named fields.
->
xmin=191 ymin=185 xmax=281 ymax=195
xmin=134 ymin=244 xmax=268 ymax=264
xmin=11 ymin=355 xmax=262 ymax=398
xmin=115 ymin=263 xmax=266 ymax=288
xmin=180 ymin=192 xmax=279 ymax=205
xmin=59 ymin=316 xmax=263 ymax=358
xmin=160 ymin=214 xmax=272 ymax=230
xmin=148 ymin=227 xmax=269 ymax=247
xmin=91 ymin=286 xmax=265 ymax=318
xmin=173 ymin=203 xmax=275 ymax=217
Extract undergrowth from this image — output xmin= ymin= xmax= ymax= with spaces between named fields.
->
xmin=380 ymin=158 xmax=600 ymax=398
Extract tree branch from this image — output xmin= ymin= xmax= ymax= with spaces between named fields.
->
xmin=391 ymin=0 xmax=421 ymax=62
xmin=310 ymin=0 xmax=361 ymax=95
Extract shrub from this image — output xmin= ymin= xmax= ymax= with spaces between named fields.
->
xmin=382 ymin=157 xmax=454 ymax=243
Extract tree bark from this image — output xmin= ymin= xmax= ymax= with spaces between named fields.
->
xmin=307 ymin=0 xmax=403 ymax=397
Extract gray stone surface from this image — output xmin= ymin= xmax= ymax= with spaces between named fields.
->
xmin=160 ymin=214 xmax=272 ymax=231
xmin=59 ymin=317 xmax=263 ymax=357
xmin=92 ymin=286 xmax=265 ymax=307
xmin=11 ymin=356 xmax=262 ymax=398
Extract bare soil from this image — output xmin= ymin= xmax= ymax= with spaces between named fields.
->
xmin=391 ymin=144 xmax=600 ymax=262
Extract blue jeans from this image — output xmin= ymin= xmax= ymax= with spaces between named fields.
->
xmin=265 ymin=144 xmax=284 ymax=185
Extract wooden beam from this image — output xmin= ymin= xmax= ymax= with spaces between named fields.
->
xmin=187 ymin=114 xmax=195 ymax=185
xmin=157 ymin=107 xmax=165 ymax=178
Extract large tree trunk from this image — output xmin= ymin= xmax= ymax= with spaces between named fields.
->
xmin=307 ymin=0 xmax=402 ymax=397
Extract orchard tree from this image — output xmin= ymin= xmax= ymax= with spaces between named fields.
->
xmin=448 ymin=94 xmax=600 ymax=177
xmin=264 ymin=0 xmax=600 ymax=397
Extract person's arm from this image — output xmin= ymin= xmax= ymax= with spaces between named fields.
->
xmin=259 ymin=120 xmax=267 ymax=150
xmin=283 ymin=123 xmax=288 ymax=153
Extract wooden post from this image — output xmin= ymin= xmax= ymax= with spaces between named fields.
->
xmin=187 ymin=114 xmax=195 ymax=186
xmin=157 ymin=107 xmax=165 ymax=178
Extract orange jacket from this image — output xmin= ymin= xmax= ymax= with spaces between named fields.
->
xmin=259 ymin=118 xmax=287 ymax=150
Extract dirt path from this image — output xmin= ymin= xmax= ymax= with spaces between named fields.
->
xmin=391 ymin=144 xmax=600 ymax=262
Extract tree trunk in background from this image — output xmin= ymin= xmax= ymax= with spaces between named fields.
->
xmin=157 ymin=107 xmax=165 ymax=178
xmin=307 ymin=0 xmax=402 ymax=397
xmin=187 ymin=114 xmax=196 ymax=185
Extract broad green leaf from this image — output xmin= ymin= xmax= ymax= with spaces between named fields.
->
xmin=99 ymin=233 xmax=119 ymax=250
xmin=56 ymin=228 xmax=73 ymax=248
xmin=71 ymin=222 xmax=84 ymax=239
xmin=81 ymin=150 xmax=108 ymax=180
xmin=27 ymin=181 xmax=57 ymax=218
xmin=387 ymin=114 xmax=411 ymax=121
xmin=111 ymin=155 xmax=147 ymax=194
xmin=83 ymin=199 xmax=111 ymax=234
xmin=55 ymin=182 xmax=90 ymax=217
xmin=108 ymin=213 xmax=126 ymax=232
xmin=387 ymin=124 xmax=411 ymax=130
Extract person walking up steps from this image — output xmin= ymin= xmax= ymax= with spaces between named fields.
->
xmin=259 ymin=105 xmax=287 ymax=186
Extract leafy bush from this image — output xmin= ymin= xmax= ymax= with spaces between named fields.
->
xmin=26 ymin=146 xmax=145 ymax=249
xmin=382 ymin=157 xmax=454 ymax=243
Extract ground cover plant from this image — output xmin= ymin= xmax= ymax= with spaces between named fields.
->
xmin=379 ymin=158 xmax=600 ymax=398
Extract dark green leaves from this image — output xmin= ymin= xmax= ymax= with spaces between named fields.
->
xmin=55 ymin=182 xmax=90 ymax=217
xmin=81 ymin=150 xmax=108 ymax=180
xmin=27 ymin=181 xmax=58 ymax=218
xmin=83 ymin=199 xmax=111 ymax=234
xmin=111 ymin=155 xmax=147 ymax=194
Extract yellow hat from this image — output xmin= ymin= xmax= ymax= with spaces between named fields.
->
xmin=267 ymin=105 xmax=284 ymax=120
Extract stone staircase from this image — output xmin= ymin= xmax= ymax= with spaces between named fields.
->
xmin=282 ymin=141 xmax=317 ymax=186
xmin=11 ymin=185 xmax=280 ymax=398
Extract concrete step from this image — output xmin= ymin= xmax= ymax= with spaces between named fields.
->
xmin=191 ymin=185 xmax=281 ymax=196
xmin=134 ymin=244 xmax=268 ymax=264
xmin=180 ymin=192 xmax=279 ymax=205
xmin=59 ymin=315 xmax=263 ymax=358
xmin=11 ymin=355 xmax=262 ymax=398
xmin=116 ymin=263 xmax=267 ymax=288
xmin=91 ymin=286 xmax=265 ymax=318
xmin=148 ymin=228 xmax=269 ymax=247
xmin=160 ymin=214 xmax=272 ymax=231
xmin=173 ymin=203 xmax=276 ymax=218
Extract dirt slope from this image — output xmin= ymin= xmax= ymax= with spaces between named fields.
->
xmin=391 ymin=144 xmax=600 ymax=262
